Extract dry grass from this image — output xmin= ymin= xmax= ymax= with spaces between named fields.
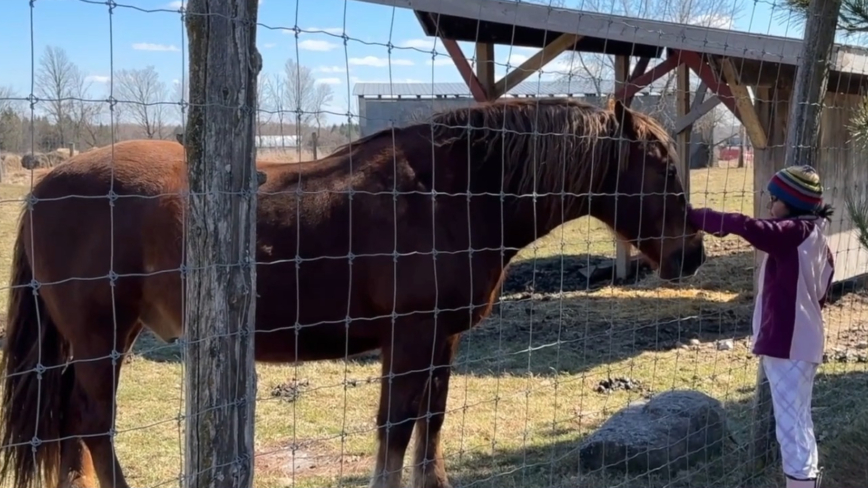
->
xmin=0 ymin=165 xmax=866 ymax=488
xmin=257 ymin=148 xmax=316 ymax=163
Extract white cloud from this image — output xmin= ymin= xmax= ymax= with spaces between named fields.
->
xmin=316 ymin=77 xmax=342 ymax=85
xmin=85 ymin=75 xmax=110 ymax=83
xmin=298 ymin=39 xmax=339 ymax=51
xmin=502 ymin=53 xmax=529 ymax=66
xmin=314 ymin=66 xmax=346 ymax=73
xmin=691 ymin=13 xmax=733 ymax=29
xmin=348 ymin=56 xmax=413 ymax=67
xmin=132 ymin=42 xmax=180 ymax=52
xmin=262 ymin=42 xmax=276 ymax=49
xmin=400 ymin=38 xmax=438 ymax=51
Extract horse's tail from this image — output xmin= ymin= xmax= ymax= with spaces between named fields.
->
xmin=0 ymin=215 xmax=71 ymax=488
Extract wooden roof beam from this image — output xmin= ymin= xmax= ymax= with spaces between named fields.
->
xmin=674 ymin=95 xmax=721 ymax=133
xmin=679 ymin=51 xmax=739 ymax=116
xmin=440 ymin=38 xmax=490 ymax=102
xmin=678 ymin=50 xmax=768 ymax=149
xmin=612 ymin=54 xmax=681 ymax=101
xmin=491 ymin=33 xmax=582 ymax=99
xmin=718 ymin=57 xmax=768 ymax=149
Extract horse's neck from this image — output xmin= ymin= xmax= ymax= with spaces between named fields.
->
xmin=498 ymin=193 xmax=588 ymax=253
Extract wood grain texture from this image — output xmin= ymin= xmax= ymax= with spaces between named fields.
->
xmin=183 ymin=0 xmax=261 ymax=487
xmin=785 ymin=0 xmax=843 ymax=168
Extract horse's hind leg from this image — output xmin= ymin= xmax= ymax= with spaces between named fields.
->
xmin=56 ymin=438 xmax=96 ymax=488
xmin=61 ymin=317 xmax=142 ymax=488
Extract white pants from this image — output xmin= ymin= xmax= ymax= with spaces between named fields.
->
xmin=762 ymin=355 xmax=819 ymax=480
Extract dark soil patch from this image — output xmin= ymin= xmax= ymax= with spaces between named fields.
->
xmin=501 ymin=254 xmax=653 ymax=296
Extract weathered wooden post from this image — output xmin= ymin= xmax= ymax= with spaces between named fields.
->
xmin=784 ymin=0 xmax=843 ymax=169
xmin=183 ymin=0 xmax=261 ymax=487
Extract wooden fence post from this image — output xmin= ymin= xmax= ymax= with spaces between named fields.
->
xmin=183 ymin=0 xmax=261 ymax=487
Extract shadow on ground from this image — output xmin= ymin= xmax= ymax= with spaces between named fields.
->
xmin=311 ymin=369 xmax=868 ymax=488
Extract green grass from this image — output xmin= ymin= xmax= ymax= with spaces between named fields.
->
xmin=0 ymin=167 xmax=866 ymax=488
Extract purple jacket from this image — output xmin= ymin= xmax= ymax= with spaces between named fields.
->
xmin=689 ymin=208 xmax=834 ymax=364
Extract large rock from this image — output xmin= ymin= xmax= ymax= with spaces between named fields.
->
xmin=578 ymin=389 xmax=729 ymax=477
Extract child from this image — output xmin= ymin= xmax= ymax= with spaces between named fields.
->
xmin=687 ymin=165 xmax=835 ymax=488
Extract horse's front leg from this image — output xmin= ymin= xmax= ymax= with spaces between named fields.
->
xmin=369 ymin=323 xmax=446 ymax=488
xmin=411 ymin=333 xmax=460 ymax=488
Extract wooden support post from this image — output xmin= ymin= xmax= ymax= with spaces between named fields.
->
xmin=613 ymin=54 xmax=631 ymax=280
xmin=183 ymin=0 xmax=260 ymax=487
xmin=491 ymin=33 xmax=580 ymax=99
xmin=476 ymin=42 xmax=496 ymax=97
xmin=676 ymin=62 xmax=691 ymax=197
xmin=784 ymin=0 xmax=843 ymax=168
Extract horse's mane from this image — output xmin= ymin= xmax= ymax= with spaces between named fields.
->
xmin=429 ymin=98 xmax=622 ymax=196
xmin=328 ymin=98 xmax=674 ymax=224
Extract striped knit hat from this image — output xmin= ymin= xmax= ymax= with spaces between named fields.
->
xmin=767 ymin=165 xmax=824 ymax=212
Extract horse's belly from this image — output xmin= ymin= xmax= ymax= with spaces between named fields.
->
xmin=253 ymin=321 xmax=381 ymax=363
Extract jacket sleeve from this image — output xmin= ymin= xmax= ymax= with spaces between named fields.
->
xmin=688 ymin=207 xmax=811 ymax=255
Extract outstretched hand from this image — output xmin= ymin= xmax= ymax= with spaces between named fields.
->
xmin=687 ymin=207 xmax=729 ymax=238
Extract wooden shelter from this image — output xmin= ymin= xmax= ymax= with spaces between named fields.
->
xmin=357 ymin=0 xmax=868 ymax=282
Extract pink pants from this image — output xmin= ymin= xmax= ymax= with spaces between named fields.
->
xmin=762 ymin=355 xmax=819 ymax=480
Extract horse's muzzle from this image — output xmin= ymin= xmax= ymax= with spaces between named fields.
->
xmin=659 ymin=240 xmax=706 ymax=281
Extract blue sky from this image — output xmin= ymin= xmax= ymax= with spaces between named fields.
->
xmin=0 ymin=0 xmax=813 ymax=126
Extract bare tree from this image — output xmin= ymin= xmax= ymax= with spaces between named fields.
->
xmin=312 ymin=83 xmax=335 ymax=128
xmin=115 ymin=66 xmax=169 ymax=139
xmin=256 ymin=73 xmax=276 ymax=133
xmin=172 ymin=75 xmax=189 ymax=129
xmin=68 ymin=71 xmax=104 ymax=149
xmin=0 ymin=85 xmax=23 ymax=114
xmin=283 ymin=59 xmax=334 ymax=127
xmin=0 ymin=85 xmax=24 ymax=152
xmin=35 ymin=45 xmax=82 ymax=146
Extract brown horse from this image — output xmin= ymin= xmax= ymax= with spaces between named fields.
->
xmin=0 ymin=98 xmax=705 ymax=488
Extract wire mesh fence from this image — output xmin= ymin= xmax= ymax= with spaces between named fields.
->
xmin=0 ymin=0 xmax=867 ymax=488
